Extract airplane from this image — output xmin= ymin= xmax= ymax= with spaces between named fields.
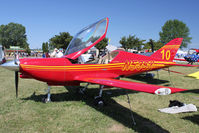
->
xmin=1 ymin=17 xmax=198 ymax=105
xmin=175 ymin=49 xmax=199 ymax=64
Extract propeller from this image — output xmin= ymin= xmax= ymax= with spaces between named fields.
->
xmin=14 ymin=51 xmax=19 ymax=98
xmin=15 ymin=71 xmax=19 ymax=98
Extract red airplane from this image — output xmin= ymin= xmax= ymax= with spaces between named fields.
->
xmin=0 ymin=18 xmax=195 ymax=104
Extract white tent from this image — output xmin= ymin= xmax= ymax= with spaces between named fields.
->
xmin=106 ymin=44 xmax=117 ymax=51
xmin=0 ymin=45 xmax=5 ymax=63
xmin=176 ymin=50 xmax=187 ymax=58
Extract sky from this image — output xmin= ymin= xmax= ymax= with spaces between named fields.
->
xmin=0 ymin=0 xmax=198 ymax=49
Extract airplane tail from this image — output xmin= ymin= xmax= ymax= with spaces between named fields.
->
xmin=150 ymin=38 xmax=183 ymax=62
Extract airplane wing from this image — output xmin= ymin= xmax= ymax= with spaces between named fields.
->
xmin=187 ymin=71 xmax=199 ymax=79
xmin=78 ymin=78 xmax=187 ymax=95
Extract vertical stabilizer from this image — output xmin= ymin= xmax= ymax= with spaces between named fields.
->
xmin=150 ymin=38 xmax=183 ymax=61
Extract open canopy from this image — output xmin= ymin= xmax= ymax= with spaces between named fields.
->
xmin=65 ymin=18 xmax=109 ymax=59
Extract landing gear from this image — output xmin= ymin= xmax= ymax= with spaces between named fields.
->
xmin=76 ymin=83 xmax=89 ymax=94
xmin=77 ymin=83 xmax=105 ymax=106
xmin=145 ymin=72 xmax=155 ymax=78
xmin=43 ymin=86 xmax=51 ymax=103
xmin=42 ymin=84 xmax=105 ymax=106
xmin=94 ymin=85 xmax=105 ymax=106
xmin=94 ymin=96 xmax=104 ymax=106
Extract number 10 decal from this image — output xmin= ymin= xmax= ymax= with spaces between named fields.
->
xmin=160 ymin=49 xmax=171 ymax=60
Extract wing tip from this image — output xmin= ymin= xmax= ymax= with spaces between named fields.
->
xmin=154 ymin=87 xmax=187 ymax=95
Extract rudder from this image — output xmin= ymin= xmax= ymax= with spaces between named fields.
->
xmin=150 ymin=38 xmax=183 ymax=61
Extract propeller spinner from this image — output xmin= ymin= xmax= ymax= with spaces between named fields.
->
xmin=0 ymin=58 xmax=20 ymax=98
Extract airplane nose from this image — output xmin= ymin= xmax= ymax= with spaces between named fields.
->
xmin=0 ymin=60 xmax=19 ymax=71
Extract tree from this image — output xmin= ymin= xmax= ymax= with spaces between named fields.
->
xmin=119 ymin=36 xmax=128 ymax=50
xmin=49 ymin=32 xmax=73 ymax=49
xmin=149 ymin=39 xmax=154 ymax=52
xmin=159 ymin=19 xmax=192 ymax=48
xmin=0 ymin=22 xmax=29 ymax=49
xmin=94 ymin=38 xmax=108 ymax=50
xmin=24 ymin=44 xmax=31 ymax=55
xmin=42 ymin=42 xmax=49 ymax=53
xmin=119 ymin=35 xmax=145 ymax=51
xmin=144 ymin=39 xmax=164 ymax=51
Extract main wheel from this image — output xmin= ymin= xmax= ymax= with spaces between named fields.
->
xmin=94 ymin=96 xmax=104 ymax=106
xmin=42 ymin=97 xmax=51 ymax=103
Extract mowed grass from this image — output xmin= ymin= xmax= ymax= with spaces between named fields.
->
xmin=0 ymin=66 xmax=199 ymax=133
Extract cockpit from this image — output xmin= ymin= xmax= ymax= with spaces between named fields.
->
xmin=64 ymin=17 xmax=119 ymax=64
xmin=65 ymin=18 xmax=108 ymax=59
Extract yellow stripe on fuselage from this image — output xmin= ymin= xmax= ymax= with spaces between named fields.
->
xmin=20 ymin=61 xmax=174 ymax=72
xmin=20 ymin=63 xmax=124 ymax=71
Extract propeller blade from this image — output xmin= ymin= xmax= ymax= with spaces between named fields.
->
xmin=15 ymin=71 xmax=18 ymax=98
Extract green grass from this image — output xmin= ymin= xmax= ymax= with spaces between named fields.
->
xmin=0 ymin=66 xmax=199 ymax=133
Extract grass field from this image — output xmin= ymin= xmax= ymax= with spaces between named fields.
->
xmin=0 ymin=66 xmax=199 ymax=133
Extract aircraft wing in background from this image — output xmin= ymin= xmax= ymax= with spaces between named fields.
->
xmin=187 ymin=71 xmax=199 ymax=79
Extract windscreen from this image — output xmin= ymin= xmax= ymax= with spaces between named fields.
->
xmin=65 ymin=18 xmax=108 ymax=57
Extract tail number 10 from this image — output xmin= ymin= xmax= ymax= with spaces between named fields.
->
xmin=160 ymin=50 xmax=171 ymax=60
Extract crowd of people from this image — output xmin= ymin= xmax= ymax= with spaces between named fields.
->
xmin=41 ymin=48 xmax=64 ymax=58
xmin=49 ymin=48 xmax=63 ymax=58
xmin=4 ymin=48 xmax=64 ymax=59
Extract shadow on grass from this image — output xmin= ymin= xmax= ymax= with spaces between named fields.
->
xmin=180 ymin=89 xmax=199 ymax=94
xmin=182 ymin=114 xmax=199 ymax=125
xmin=23 ymin=87 xmax=169 ymax=133
xmin=126 ymin=74 xmax=169 ymax=85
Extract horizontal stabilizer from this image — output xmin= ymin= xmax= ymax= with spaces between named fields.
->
xmin=167 ymin=63 xmax=199 ymax=67
xmin=174 ymin=58 xmax=186 ymax=61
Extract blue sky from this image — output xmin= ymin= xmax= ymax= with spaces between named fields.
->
xmin=0 ymin=0 xmax=198 ymax=49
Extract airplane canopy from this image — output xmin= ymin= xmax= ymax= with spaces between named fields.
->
xmin=65 ymin=18 xmax=109 ymax=60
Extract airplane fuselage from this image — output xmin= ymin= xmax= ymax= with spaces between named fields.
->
xmin=19 ymin=50 xmax=173 ymax=86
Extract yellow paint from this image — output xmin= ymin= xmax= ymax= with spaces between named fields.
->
xmin=166 ymin=50 xmax=171 ymax=60
xmin=161 ymin=49 xmax=171 ymax=60
xmin=20 ymin=63 xmax=124 ymax=71
xmin=187 ymin=71 xmax=199 ymax=79
xmin=122 ymin=60 xmax=166 ymax=71
xmin=161 ymin=49 xmax=165 ymax=60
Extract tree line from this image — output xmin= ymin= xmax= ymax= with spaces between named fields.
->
xmin=0 ymin=19 xmax=192 ymax=54
xmin=0 ymin=23 xmax=31 ymax=53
